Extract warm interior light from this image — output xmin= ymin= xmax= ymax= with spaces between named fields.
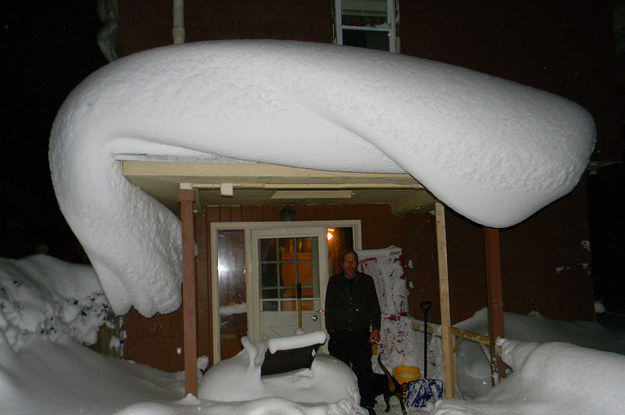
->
xmin=327 ymin=228 xmax=335 ymax=241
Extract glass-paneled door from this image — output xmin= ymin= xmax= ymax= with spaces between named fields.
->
xmin=212 ymin=220 xmax=360 ymax=364
xmin=251 ymin=227 xmax=328 ymax=340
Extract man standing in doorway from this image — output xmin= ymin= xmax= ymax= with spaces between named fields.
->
xmin=325 ymin=249 xmax=381 ymax=414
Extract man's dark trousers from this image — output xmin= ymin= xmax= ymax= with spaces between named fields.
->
xmin=329 ymin=328 xmax=376 ymax=408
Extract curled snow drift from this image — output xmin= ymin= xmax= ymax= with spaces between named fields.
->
xmin=49 ymin=40 xmax=595 ymax=316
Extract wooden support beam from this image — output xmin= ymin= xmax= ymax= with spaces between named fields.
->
xmin=484 ymin=227 xmax=506 ymax=384
xmin=178 ymin=187 xmax=198 ymax=396
xmin=435 ymin=202 xmax=455 ymax=398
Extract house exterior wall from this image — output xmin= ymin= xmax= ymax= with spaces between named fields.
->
xmin=399 ymin=1 xmax=620 ymax=162
xmin=118 ymin=1 xmax=614 ymax=371
xmin=124 ymin=204 xmax=410 ymax=370
xmin=403 ymin=179 xmax=594 ymax=326
xmin=123 ymin=193 xmax=593 ymax=371
xmin=119 ymin=0 xmax=333 ymax=56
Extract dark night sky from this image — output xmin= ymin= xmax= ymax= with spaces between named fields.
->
xmin=3 ymin=2 xmax=108 ymax=258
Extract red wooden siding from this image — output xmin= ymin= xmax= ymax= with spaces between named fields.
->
xmin=123 ymin=189 xmax=594 ymax=371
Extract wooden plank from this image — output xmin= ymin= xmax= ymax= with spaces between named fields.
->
xmin=178 ymin=188 xmax=198 ymax=396
xmin=195 ymin=216 xmax=210 ymax=360
xmin=449 ymin=327 xmax=490 ymax=347
xmin=435 ymin=202 xmax=455 ymax=398
xmin=484 ymin=227 xmax=506 ymax=384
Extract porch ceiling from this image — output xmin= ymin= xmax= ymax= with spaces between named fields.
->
xmin=121 ymin=160 xmax=437 ymax=216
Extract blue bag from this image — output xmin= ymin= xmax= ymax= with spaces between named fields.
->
xmin=404 ymin=378 xmax=443 ymax=408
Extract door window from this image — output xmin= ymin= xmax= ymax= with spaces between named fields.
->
xmin=259 ymin=237 xmax=319 ymax=313
xmin=216 ymin=230 xmax=247 ymax=360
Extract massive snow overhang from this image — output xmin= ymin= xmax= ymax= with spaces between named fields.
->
xmin=49 ymin=40 xmax=595 ymax=316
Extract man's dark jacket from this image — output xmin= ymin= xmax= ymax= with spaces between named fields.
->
xmin=325 ymin=271 xmax=381 ymax=333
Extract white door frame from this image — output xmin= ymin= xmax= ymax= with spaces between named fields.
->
xmin=250 ymin=226 xmax=327 ymax=341
xmin=210 ymin=220 xmax=361 ymax=364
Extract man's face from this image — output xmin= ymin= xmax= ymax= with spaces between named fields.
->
xmin=342 ymin=252 xmax=358 ymax=278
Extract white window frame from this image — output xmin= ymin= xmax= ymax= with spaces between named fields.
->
xmin=334 ymin=0 xmax=398 ymax=53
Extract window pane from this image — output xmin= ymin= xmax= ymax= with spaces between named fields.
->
xmin=280 ymin=262 xmax=296 ymax=288
xmin=261 ymin=264 xmax=277 ymax=288
xmin=258 ymin=235 xmax=322 ymax=316
xmin=260 ymin=238 xmax=277 ymax=261
xmin=217 ymin=230 xmax=248 ymax=360
xmin=279 ymin=238 xmax=294 ymax=259
xmin=296 ymin=237 xmax=312 ymax=253
xmin=217 ymin=230 xmax=246 ymax=306
xmin=342 ymin=0 xmax=387 ymax=18
xmin=280 ymin=287 xmax=296 ymax=299
xmin=342 ymin=29 xmax=389 ymax=51
xmin=297 ymin=261 xmax=312 ymax=286
xmin=262 ymin=288 xmax=278 ymax=299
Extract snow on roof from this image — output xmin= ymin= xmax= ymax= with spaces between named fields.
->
xmin=49 ymin=40 xmax=595 ymax=316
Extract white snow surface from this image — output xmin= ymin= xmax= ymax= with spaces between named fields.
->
xmin=49 ymin=40 xmax=595 ymax=317
xmin=267 ymin=330 xmax=327 ymax=354
xmin=431 ymin=340 xmax=625 ymax=415
xmin=3 ymin=255 xmax=625 ymax=414
xmin=0 ymin=255 xmax=109 ymax=351
xmin=451 ymin=308 xmax=625 ymax=399
xmin=199 ymin=334 xmax=360 ymax=412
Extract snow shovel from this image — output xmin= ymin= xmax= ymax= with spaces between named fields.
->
xmin=404 ymin=301 xmax=443 ymax=408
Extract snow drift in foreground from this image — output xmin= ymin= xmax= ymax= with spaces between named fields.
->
xmin=0 ymin=255 xmax=110 ymax=351
xmin=49 ymin=40 xmax=595 ymax=316
xmin=452 ymin=308 xmax=625 ymax=399
xmin=431 ymin=340 xmax=625 ymax=415
xmin=2 ymin=255 xmax=625 ymax=414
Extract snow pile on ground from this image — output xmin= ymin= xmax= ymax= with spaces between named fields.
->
xmin=2 ymin=255 xmax=625 ymax=414
xmin=198 ymin=332 xmax=362 ymax=413
xmin=452 ymin=308 xmax=625 ymax=399
xmin=49 ymin=40 xmax=595 ymax=317
xmin=0 ymin=255 xmax=111 ymax=350
xmin=0 ymin=336 xmax=185 ymax=415
xmin=0 ymin=255 xmax=185 ymax=415
xmin=431 ymin=340 xmax=625 ymax=415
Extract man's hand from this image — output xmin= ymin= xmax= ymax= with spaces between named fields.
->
xmin=370 ymin=329 xmax=380 ymax=344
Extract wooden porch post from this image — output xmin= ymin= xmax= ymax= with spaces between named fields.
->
xmin=435 ymin=202 xmax=455 ymax=398
xmin=484 ymin=227 xmax=506 ymax=384
xmin=178 ymin=185 xmax=198 ymax=396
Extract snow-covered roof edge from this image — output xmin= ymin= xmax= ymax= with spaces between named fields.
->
xmin=49 ymin=40 xmax=595 ymax=316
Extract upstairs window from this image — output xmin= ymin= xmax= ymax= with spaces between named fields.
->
xmin=334 ymin=0 xmax=398 ymax=53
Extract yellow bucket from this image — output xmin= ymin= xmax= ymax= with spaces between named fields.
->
xmin=394 ymin=366 xmax=421 ymax=384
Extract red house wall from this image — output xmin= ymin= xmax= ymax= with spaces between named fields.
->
xmin=117 ymin=1 xmax=611 ymax=371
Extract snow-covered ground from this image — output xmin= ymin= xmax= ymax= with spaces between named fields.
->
xmin=2 ymin=255 xmax=625 ymax=414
